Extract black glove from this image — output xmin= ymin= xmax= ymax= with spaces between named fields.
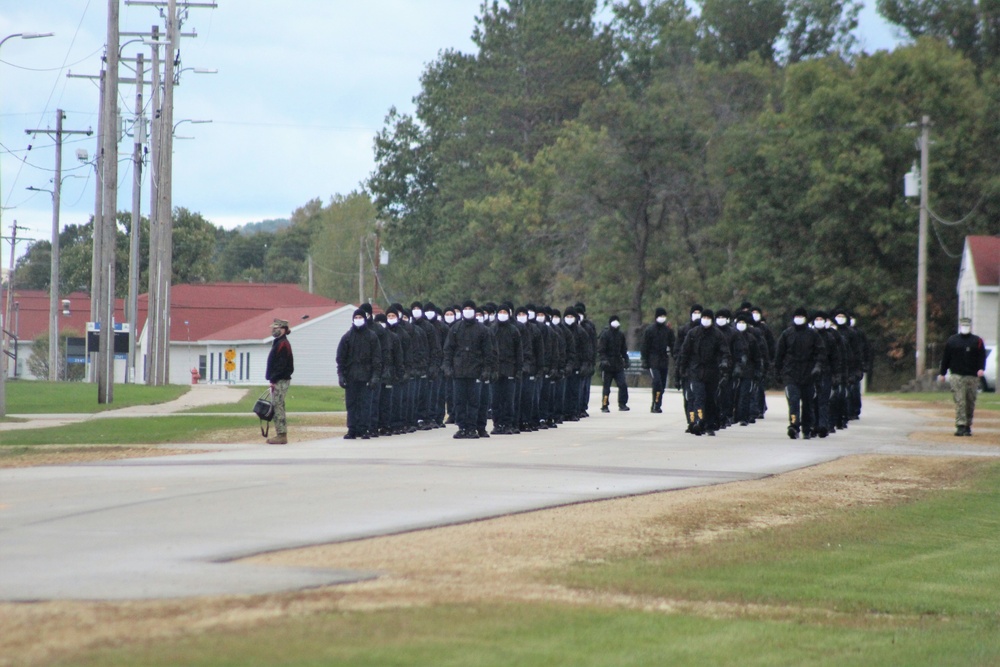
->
xmin=479 ymin=372 xmax=490 ymax=383
xmin=338 ymin=374 xmax=346 ymax=389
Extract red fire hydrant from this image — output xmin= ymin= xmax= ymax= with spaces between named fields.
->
xmin=191 ymin=368 xmax=200 ymax=384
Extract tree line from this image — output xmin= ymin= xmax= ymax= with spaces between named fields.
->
xmin=365 ymin=0 xmax=1000 ymax=388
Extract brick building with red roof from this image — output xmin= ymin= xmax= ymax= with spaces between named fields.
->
xmin=958 ymin=236 xmax=999 ymax=389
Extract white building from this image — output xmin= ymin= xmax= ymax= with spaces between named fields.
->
xmin=957 ymin=236 xmax=999 ymax=389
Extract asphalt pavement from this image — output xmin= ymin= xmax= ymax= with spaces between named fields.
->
xmin=1 ymin=388 xmax=997 ymax=601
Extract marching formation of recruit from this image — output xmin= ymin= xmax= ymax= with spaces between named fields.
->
xmin=676 ymin=302 xmax=871 ymax=439
xmin=334 ymin=301 xmax=608 ymax=439
xmin=938 ymin=316 xmax=988 ymax=436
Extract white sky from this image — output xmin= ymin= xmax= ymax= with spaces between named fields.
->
xmin=1 ymin=1 xmax=902 ymax=263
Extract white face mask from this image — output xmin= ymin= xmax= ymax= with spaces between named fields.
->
xmin=835 ymin=316 xmax=847 ymax=326
xmin=353 ymin=318 xmax=365 ymax=328
xmin=752 ymin=312 xmax=761 ymax=322
xmin=960 ymin=325 xmax=972 ymax=335
xmin=463 ymin=309 xmax=475 ymax=320
xmin=701 ymin=318 xmax=712 ymax=328
xmin=552 ymin=317 xmax=561 ymax=325
xmin=488 ymin=314 xmax=496 ymax=322
xmin=736 ymin=322 xmax=748 ymax=332
xmin=610 ymin=320 xmax=620 ymax=329
xmin=527 ymin=310 xmax=536 ymax=319
xmin=793 ymin=316 xmax=807 ymax=326
xmin=814 ymin=320 xmax=825 ymax=329
xmin=497 ymin=313 xmax=510 ymax=322
xmin=691 ymin=312 xmax=701 ymax=322
xmin=536 ymin=315 xmax=546 ymax=324
xmin=426 ymin=311 xmax=436 ymax=320
xmin=387 ymin=317 xmax=398 ymax=326
xmin=444 ymin=314 xmax=455 ymax=324
xmin=656 ymin=316 xmax=666 ymax=324
xmin=516 ymin=314 xmax=528 ymax=324
xmin=565 ymin=316 xmax=576 ymax=325
xmin=715 ymin=317 xmax=727 ymax=327
xmin=379 ymin=322 xmax=387 ymax=329
xmin=850 ymin=318 xmax=856 ymax=327
xmin=412 ymin=308 xmax=423 ymax=319
xmin=475 ymin=315 xmax=485 ymax=323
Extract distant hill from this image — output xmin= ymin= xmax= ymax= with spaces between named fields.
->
xmin=235 ymin=218 xmax=291 ymax=235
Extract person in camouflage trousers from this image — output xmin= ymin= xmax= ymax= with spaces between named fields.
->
xmin=265 ymin=318 xmax=294 ymax=444
xmin=938 ymin=316 xmax=987 ymax=436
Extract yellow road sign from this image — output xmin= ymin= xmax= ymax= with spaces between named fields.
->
xmin=224 ymin=348 xmax=236 ymax=361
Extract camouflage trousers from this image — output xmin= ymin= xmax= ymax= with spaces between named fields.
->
xmin=950 ymin=375 xmax=978 ymax=428
xmin=272 ymin=379 xmax=290 ymax=435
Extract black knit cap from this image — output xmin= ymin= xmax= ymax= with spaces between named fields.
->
xmin=655 ymin=307 xmax=667 ymax=317
xmin=515 ymin=305 xmax=528 ymax=316
xmin=360 ymin=303 xmax=373 ymax=316
xmin=550 ymin=307 xmax=561 ymax=318
xmin=424 ymin=301 xmax=437 ymax=313
xmin=701 ymin=309 xmax=715 ymax=320
xmin=374 ymin=313 xmax=387 ymax=323
xmin=499 ymin=301 xmax=514 ymax=313
xmin=812 ymin=310 xmax=828 ymax=320
xmin=794 ymin=307 xmax=809 ymax=318
xmin=690 ymin=303 xmax=704 ymax=314
xmin=739 ymin=301 xmax=754 ymax=311
xmin=608 ymin=314 xmax=620 ymax=324
xmin=410 ymin=300 xmax=423 ymax=310
xmin=735 ymin=311 xmax=752 ymax=323
xmin=462 ymin=299 xmax=476 ymax=310
xmin=353 ymin=308 xmax=366 ymax=319
xmin=717 ymin=308 xmax=732 ymax=319
xmin=575 ymin=302 xmax=587 ymax=314
xmin=564 ymin=306 xmax=577 ymax=318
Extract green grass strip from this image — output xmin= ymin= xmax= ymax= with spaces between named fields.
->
xmin=183 ymin=385 xmax=346 ymax=413
xmin=3 ymin=381 xmax=188 ymax=414
xmin=0 ymin=415 xmax=254 ymax=446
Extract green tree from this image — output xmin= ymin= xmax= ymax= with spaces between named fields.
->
xmin=26 ymin=332 xmax=85 ymax=381
xmin=716 ymin=41 xmax=995 ymax=382
xmin=309 ymin=192 xmax=378 ymax=304
xmin=876 ymin=0 xmax=1000 ymax=68
xmin=698 ymin=0 xmax=787 ymax=65
xmin=171 ymin=208 xmax=217 ymax=284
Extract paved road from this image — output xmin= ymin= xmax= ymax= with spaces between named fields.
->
xmin=1 ymin=389 xmax=996 ymax=601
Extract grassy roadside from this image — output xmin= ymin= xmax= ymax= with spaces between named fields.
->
xmin=52 ymin=459 xmax=1000 ymax=666
xmin=881 ymin=391 xmax=999 ymax=411
xmin=184 ymin=385 xmax=346 ymax=413
xmin=2 ymin=381 xmax=188 ymax=415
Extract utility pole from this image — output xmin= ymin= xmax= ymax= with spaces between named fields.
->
xmin=1 ymin=222 xmax=32 ymax=415
xmin=127 ymin=53 xmax=145 ymax=384
xmin=147 ymin=24 xmax=161 ymax=384
xmin=359 ymin=236 xmax=365 ymax=305
xmin=916 ymin=116 xmax=930 ymax=379
xmin=97 ymin=0 xmax=120 ymax=404
xmin=24 ymin=110 xmax=93 ymax=381
xmin=154 ymin=0 xmax=178 ymax=386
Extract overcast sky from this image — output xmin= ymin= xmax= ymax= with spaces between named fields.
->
xmin=1 ymin=1 xmax=902 ymax=263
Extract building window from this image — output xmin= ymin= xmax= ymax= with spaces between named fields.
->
xmin=199 ymin=355 xmax=207 ymax=380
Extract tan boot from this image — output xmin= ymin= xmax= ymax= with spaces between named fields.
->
xmin=266 ymin=434 xmax=288 ymax=445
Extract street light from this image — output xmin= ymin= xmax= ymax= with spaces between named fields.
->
xmin=0 ymin=30 xmax=54 ymax=415
xmin=174 ymin=67 xmax=218 ymax=85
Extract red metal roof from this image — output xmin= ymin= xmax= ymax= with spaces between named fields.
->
xmin=204 ymin=305 xmax=352 ymax=341
xmin=968 ymin=236 xmax=1000 ymax=287
xmin=6 ymin=283 xmax=349 ymax=343
xmin=1 ymin=290 xmax=121 ymax=342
